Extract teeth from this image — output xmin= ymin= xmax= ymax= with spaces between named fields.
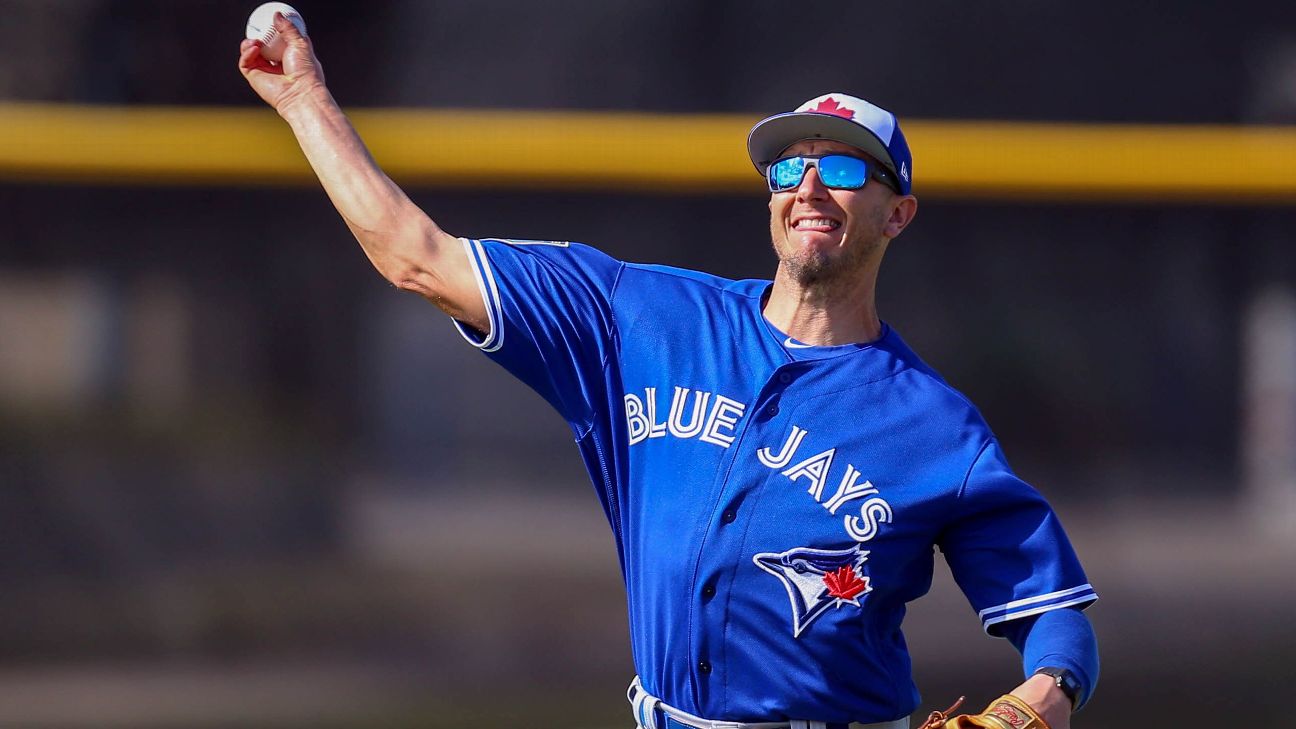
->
xmin=795 ymin=218 xmax=840 ymax=230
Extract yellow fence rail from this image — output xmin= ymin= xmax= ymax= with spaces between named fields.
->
xmin=1 ymin=102 xmax=1293 ymax=203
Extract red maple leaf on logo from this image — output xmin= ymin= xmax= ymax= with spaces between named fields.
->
xmin=822 ymin=566 xmax=870 ymax=600
xmin=811 ymin=97 xmax=855 ymax=120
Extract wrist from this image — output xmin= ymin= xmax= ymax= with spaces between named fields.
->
xmin=1010 ymin=674 xmax=1072 ymax=727
xmin=277 ymin=82 xmax=336 ymax=125
xmin=1032 ymin=666 xmax=1082 ymax=711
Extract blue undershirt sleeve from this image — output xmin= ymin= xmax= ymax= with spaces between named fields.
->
xmin=998 ymin=607 xmax=1099 ymax=711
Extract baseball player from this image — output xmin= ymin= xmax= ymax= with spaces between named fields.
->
xmin=240 ymin=14 xmax=1099 ymax=729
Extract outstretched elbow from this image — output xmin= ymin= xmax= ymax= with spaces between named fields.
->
xmin=371 ymin=217 xmax=451 ymax=302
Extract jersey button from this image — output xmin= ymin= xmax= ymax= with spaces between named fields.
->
xmin=702 ymin=584 xmax=716 ymax=599
xmin=721 ymin=509 xmax=737 ymax=523
xmin=765 ymin=401 xmax=780 ymax=417
xmin=698 ymin=661 xmax=712 ymax=674
xmin=778 ymin=372 xmax=792 ymax=384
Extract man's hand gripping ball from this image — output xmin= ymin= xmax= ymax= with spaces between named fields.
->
xmin=238 ymin=7 xmax=325 ymax=116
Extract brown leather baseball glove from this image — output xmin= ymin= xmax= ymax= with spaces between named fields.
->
xmin=917 ymin=695 xmax=1052 ymax=729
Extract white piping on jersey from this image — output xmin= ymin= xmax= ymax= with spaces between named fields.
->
xmin=496 ymin=238 xmax=571 ymax=247
xmin=977 ymin=583 xmax=1096 ymax=619
xmin=978 ymin=584 xmax=1098 ymax=632
xmin=980 ymin=593 xmax=1100 ymax=632
xmin=452 ymin=238 xmax=505 ymax=352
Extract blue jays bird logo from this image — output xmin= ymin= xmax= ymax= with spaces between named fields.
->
xmin=753 ymin=544 xmax=872 ymax=637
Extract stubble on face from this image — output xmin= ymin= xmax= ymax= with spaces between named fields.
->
xmin=770 ymin=197 xmax=890 ymax=296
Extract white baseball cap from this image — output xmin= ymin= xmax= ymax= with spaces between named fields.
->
xmin=747 ymin=93 xmax=913 ymax=195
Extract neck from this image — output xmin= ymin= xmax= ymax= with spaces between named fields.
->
xmin=763 ymin=265 xmax=883 ymax=346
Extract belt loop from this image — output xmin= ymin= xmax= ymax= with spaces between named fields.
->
xmin=627 ymin=676 xmax=659 ymax=729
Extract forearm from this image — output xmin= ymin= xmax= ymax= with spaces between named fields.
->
xmin=279 ymin=89 xmax=432 ymax=272
xmin=277 ymin=88 xmax=465 ymax=314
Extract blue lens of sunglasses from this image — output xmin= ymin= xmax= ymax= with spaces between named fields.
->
xmin=769 ymin=155 xmax=871 ymax=192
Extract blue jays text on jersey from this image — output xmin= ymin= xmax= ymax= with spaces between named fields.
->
xmin=451 ymin=238 xmax=1098 ymax=724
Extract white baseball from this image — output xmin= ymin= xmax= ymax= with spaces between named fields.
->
xmin=245 ymin=2 xmax=307 ymax=64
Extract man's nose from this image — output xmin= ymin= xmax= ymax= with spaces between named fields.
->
xmin=796 ymin=165 xmax=828 ymax=201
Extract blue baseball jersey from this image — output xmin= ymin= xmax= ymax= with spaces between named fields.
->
xmin=451 ymin=237 xmax=1097 ymax=723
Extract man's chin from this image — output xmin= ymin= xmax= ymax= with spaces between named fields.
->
xmin=780 ymin=253 xmax=842 ymax=288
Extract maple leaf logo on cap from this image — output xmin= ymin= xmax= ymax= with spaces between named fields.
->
xmin=811 ymin=97 xmax=855 ymax=120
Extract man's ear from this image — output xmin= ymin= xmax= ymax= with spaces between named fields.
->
xmin=885 ymin=195 xmax=918 ymax=239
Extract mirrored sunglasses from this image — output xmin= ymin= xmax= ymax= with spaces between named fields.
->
xmin=767 ymin=154 xmax=898 ymax=194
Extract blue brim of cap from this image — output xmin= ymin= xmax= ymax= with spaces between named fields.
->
xmin=748 ymin=111 xmax=900 ymax=184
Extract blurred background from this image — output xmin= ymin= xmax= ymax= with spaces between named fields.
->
xmin=2 ymin=0 xmax=1295 ymax=726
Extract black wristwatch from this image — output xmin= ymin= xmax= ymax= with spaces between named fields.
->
xmin=1034 ymin=666 xmax=1082 ymax=711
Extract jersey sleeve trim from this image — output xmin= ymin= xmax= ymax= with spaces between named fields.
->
xmin=451 ymin=237 xmax=505 ymax=352
xmin=979 ymin=584 xmax=1098 ymax=633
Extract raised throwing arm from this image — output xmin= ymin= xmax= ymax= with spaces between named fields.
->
xmin=237 ymin=12 xmax=486 ymax=330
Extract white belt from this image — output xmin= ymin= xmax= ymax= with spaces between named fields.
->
xmin=628 ymin=677 xmax=910 ymax=729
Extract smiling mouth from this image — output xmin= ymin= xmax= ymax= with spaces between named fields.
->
xmin=793 ymin=218 xmax=842 ymax=231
